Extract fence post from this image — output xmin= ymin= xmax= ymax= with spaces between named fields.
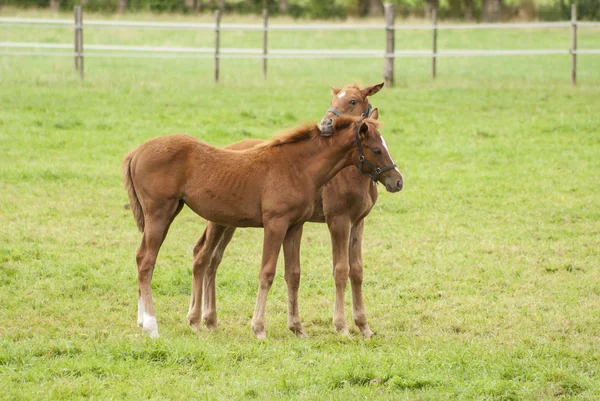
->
xmin=383 ymin=3 xmax=395 ymax=87
xmin=263 ymin=8 xmax=268 ymax=80
xmin=570 ymin=4 xmax=577 ymax=86
xmin=78 ymin=6 xmax=83 ymax=80
xmin=74 ymin=6 xmax=83 ymax=80
xmin=215 ymin=9 xmax=221 ymax=83
xmin=73 ymin=6 xmax=79 ymax=72
xmin=432 ymin=7 xmax=437 ymax=80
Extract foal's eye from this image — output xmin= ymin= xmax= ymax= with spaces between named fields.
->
xmin=373 ymin=149 xmax=382 ymax=155
xmin=349 ymin=100 xmax=356 ymax=106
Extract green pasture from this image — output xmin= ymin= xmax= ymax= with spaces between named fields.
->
xmin=1 ymin=10 xmax=600 ymax=401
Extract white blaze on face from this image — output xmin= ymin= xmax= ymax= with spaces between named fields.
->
xmin=337 ymin=91 xmax=346 ymax=99
xmin=381 ymin=135 xmax=401 ymax=173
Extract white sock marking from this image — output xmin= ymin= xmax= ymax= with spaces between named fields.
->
xmin=137 ymin=297 xmax=144 ymax=327
xmin=143 ymin=312 xmax=159 ymax=338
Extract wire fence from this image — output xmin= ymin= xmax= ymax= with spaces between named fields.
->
xmin=1 ymin=4 xmax=599 ymax=84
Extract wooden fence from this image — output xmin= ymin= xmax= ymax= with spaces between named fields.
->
xmin=1 ymin=3 xmax=599 ymax=85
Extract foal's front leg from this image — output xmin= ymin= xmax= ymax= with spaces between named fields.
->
xmin=251 ymin=218 xmax=289 ymax=339
xmin=327 ymin=216 xmax=352 ymax=335
xmin=283 ymin=224 xmax=307 ymax=338
xmin=349 ymin=219 xmax=374 ymax=338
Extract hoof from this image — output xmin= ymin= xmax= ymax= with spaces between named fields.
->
xmin=142 ymin=313 xmax=159 ymax=338
xmin=187 ymin=311 xmax=202 ymax=331
xmin=289 ymin=325 xmax=308 ymax=339
xmin=295 ymin=330 xmax=309 ymax=339
xmin=358 ymin=324 xmax=374 ymax=338
xmin=203 ymin=318 xmax=218 ymax=331
xmin=144 ymin=328 xmax=160 ymax=339
xmin=189 ymin=322 xmax=202 ymax=334
xmin=364 ymin=331 xmax=376 ymax=339
xmin=252 ymin=321 xmax=267 ymax=339
xmin=334 ymin=322 xmax=349 ymax=336
xmin=362 ymin=330 xmax=375 ymax=338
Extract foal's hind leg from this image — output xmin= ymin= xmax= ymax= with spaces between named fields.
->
xmin=283 ymin=224 xmax=307 ymax=338
xmin=349 ymin=219 xmax=374 ymax=338
xmin=187 ymin=223 xmax=233 ymax=332
xmin=137 ymin=199 xmax=183 ymax=338
xmin=327 ymin=216 xmax=351 ymax=335
xmin=202 ymin=225 xmax=236 ymax=330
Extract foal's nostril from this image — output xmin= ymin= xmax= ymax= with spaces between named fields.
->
xmin=327 ymin=118 xmax=333 ymax=125
xmin=396 ymin=180 xmax=403 ymax=190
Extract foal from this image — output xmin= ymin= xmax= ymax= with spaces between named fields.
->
xmin=196 ymin=83 xmax=387 ymax=337
xmin=123 ymin=117 xmax=403 ymax=339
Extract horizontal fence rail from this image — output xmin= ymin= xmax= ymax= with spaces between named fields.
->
xmin=5 ymin=42 xmax=596 ymax=57
xmin=3 ymin=17 xmax=599 ymax=30
xmin=1 ymin=4 xmax=599 ymax=84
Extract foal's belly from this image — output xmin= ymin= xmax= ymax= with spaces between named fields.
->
xmin=183 ymin=193 xmax=264 ymax=228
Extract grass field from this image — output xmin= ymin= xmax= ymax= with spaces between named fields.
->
xmin=1 ymin=10 xmax=600 ymax=401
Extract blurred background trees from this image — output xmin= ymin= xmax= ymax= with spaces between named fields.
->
xmin=2 ymin=0 xmax=598 ymax=20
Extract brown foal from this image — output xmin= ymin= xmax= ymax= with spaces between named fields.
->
xmin=194 ymin=83 xmax=393 ymax=338
xmin=123 ymin=116 xmax=403 ymax=339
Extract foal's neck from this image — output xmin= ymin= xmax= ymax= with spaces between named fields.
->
xmin=292 ymin=132 xmax=356 ymax=191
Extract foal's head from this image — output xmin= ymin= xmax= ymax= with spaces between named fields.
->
xmin=334 ymin=111 xmax=403 ymax=193
xmin=319 ymin=82 xmax=384 ymax=136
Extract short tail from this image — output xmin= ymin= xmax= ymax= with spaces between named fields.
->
xmin=122 ymin=149 xmax=145 ymax=233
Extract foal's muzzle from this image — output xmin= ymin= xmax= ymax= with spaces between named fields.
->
xmin=319 ymin=108 xmax=346 ymax=137
xmin=319 ymin=117 xmax=334 ymax=136
xmin=384 ymin=178 xmax=403 ymax=193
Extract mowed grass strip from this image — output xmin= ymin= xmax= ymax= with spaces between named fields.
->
xmin=0 ymin=13 xmax=599 ymax=400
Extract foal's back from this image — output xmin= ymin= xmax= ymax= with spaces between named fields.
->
xmin=133 ymin=134 xmax=271 ymax=184
xmin=131 ymin=135 xmax=269 ymax=225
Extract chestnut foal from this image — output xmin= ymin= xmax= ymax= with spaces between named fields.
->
xmin=123 ymin=116 xmax=402 ymax=339
xmin=195 ymin=83 xmax=392 ymax=337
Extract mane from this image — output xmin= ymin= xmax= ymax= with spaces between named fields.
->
xmin=332 ymin=115 xmax=381 ymax=133
xmin=264 ymin=123 xmax=321 ymax=148
xmin=260 ymin=115 xmax=381 ymax=150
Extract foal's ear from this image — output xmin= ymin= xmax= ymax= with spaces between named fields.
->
xmin=331 ymin=86 xmax=342 ymax=96
xmin=370 ymin=108 xmax=379 ymax=120
xmin=359 ymin=121 xmax=370 ymax=139
xmin=361 ymin=82 xmax=384 ymax=98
